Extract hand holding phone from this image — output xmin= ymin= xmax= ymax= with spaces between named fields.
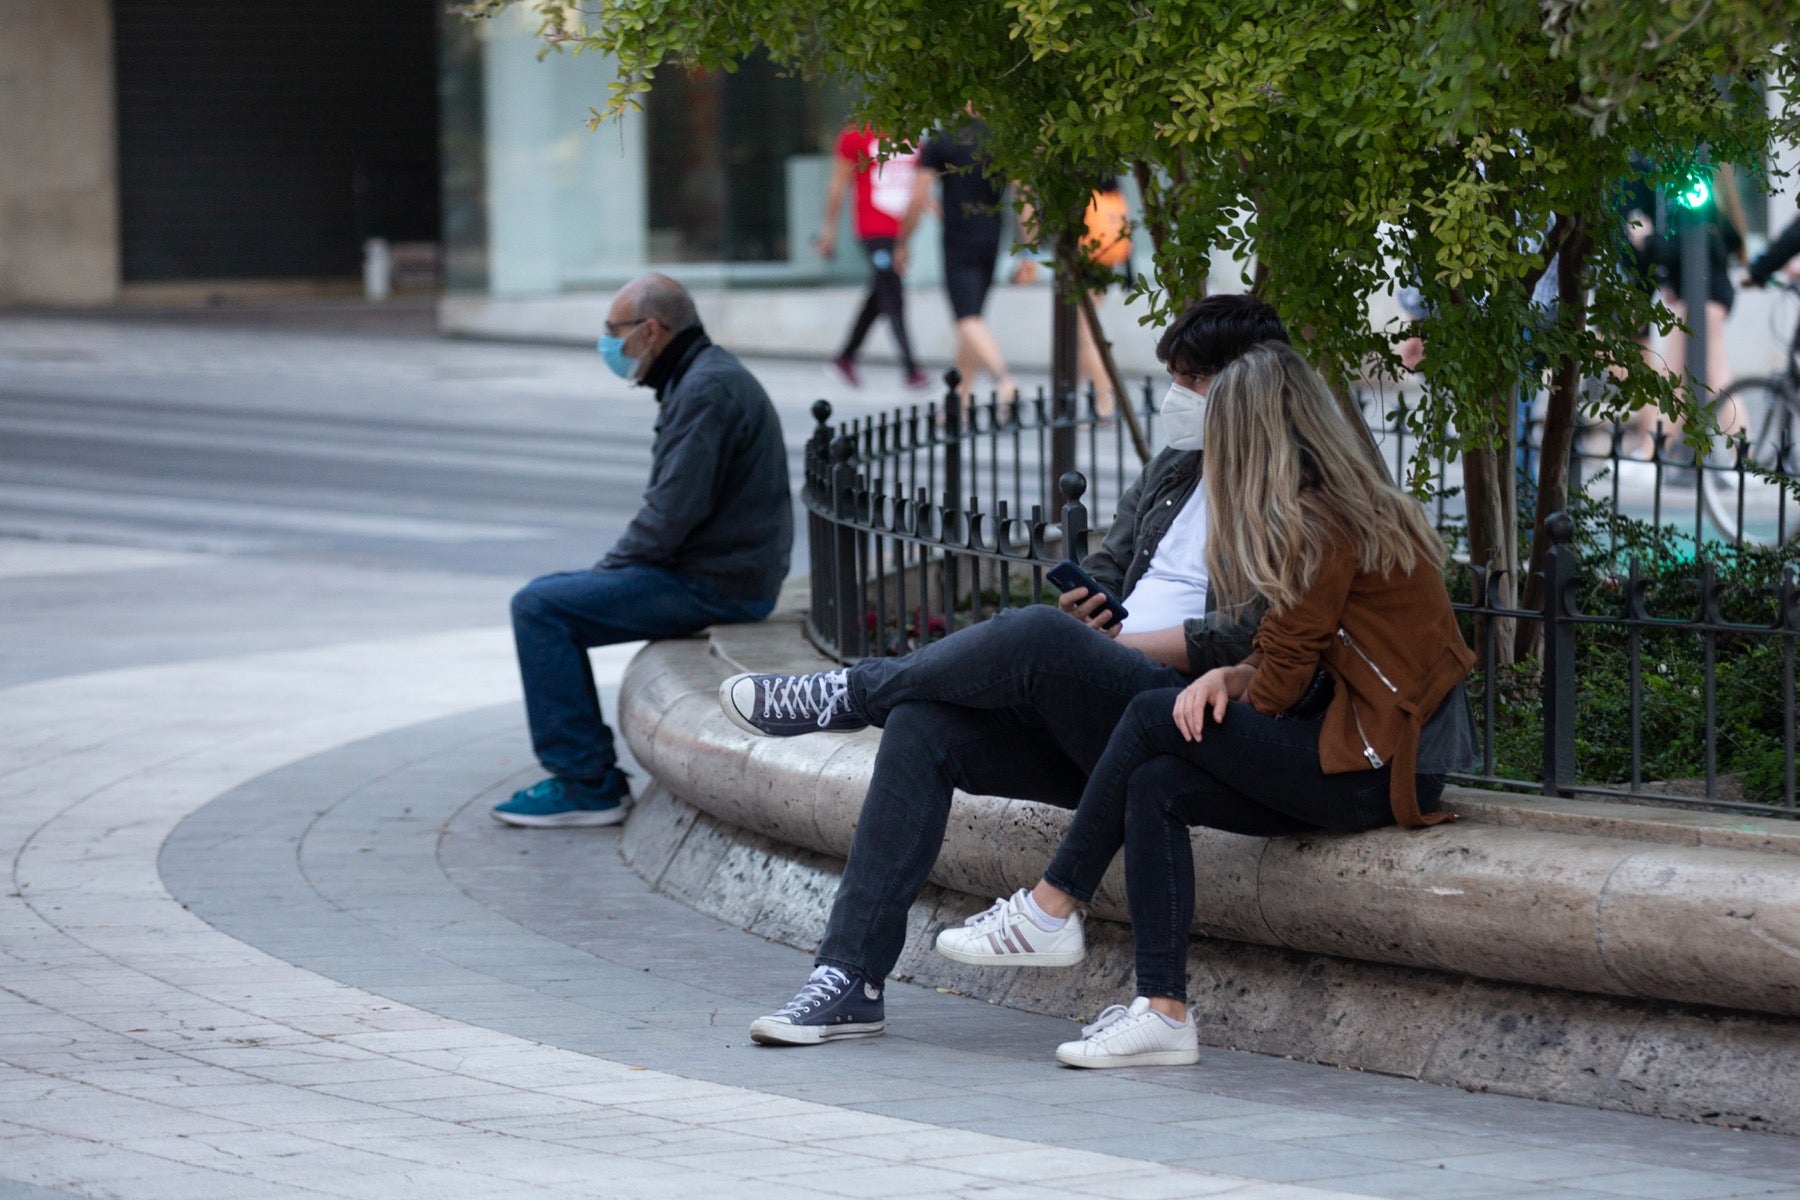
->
xmin=1047 ymin=560 xmax=1129 ymax=630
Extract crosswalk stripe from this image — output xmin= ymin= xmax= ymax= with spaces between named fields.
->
xmin=0 ymin=482 xmax=545 ymax=543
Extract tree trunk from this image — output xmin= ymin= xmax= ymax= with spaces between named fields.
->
xmin=1131 ymin=160 xmax=1169 ymax=263
xmin=1462 ymin=396 xmax=1519 ymax=666
xmin=1516 ymin=216 xmax=1591 ymax=661
xmin=1076 ymin=287 xmax=1151 ymax=464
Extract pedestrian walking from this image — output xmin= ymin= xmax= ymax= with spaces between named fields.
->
xmin=820 ymin=126 xmax=927 ymax=389
xmin=1075 ymin=179 xmax=1133 ymax=417
xmin=902 ymin=112 xmax=1031 ymax=404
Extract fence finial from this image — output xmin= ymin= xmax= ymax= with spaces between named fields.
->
xmin=1059 ymin=471 xmax=1090 ymax=560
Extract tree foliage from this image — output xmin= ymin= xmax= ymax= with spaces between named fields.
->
xmin=467 ymin=0 xmax=1798 ymax=650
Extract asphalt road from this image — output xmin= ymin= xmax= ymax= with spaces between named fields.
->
xmin=0 ymin=310 xmax=847 ymax=579
xmin=0 ymin=308 xmax=998 ymax=688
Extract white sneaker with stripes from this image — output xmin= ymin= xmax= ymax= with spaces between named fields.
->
xmin=933 ymin=888 xmax=1086 ymax=967
xmin=1055 ymin=997 xmax=1201 ymax=1069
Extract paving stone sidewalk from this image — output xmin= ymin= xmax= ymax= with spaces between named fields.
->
xmin=0 ymin=610 xmax=1392 ymax=1200
xmin=4 ymin=541 xmax=1800 ymax=1199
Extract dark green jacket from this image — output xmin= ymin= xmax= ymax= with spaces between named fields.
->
xmin=1081 ymin=447 xmax=1262 ymax=674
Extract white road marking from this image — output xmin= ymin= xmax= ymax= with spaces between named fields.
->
xmin=0 ymin=482 xmax=545 ymax=543
xmin=0 ymin=540 xmax=204 ymax=579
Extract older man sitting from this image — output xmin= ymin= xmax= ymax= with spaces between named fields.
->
xmin=495 ymin=273 xmax=792 ymax=827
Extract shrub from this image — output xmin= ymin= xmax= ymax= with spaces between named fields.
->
xmin=1461 ymin=485 xmax=1799 ymax=808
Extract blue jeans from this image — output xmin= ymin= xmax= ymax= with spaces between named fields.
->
xmin=816 ymin=606 xmax=1187 ymax=982
xmin=513 ymin=564 xmax=772 ymax=781
xmin=1043 ymin=689 xmax=1444 ymax=1002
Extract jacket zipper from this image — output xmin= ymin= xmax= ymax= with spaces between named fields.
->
xmin=1337 ymin=628 xmax=1398 ymax=692
xmin=1337 ymin=628 xmax=1394 ymax=768
xmin=1350 ymin=706 xmax=1385 ymax=769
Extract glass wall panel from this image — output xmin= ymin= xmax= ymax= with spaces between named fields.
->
xmin=439 ymin=12 xmax=858 ymax=293
xmin=438 ymin=10 xmax=487 ymax=292
xmin=645 ymin=51 xmax=849 ymax=266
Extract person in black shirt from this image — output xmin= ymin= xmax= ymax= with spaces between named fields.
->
xmin=1747 ymin=214 xmax=1800 ymax=288
xmin=900 ymin=114 xmax=1036 ymax=403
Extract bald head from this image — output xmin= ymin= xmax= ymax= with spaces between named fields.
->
xmin=603 ymin=274 xmax=703 ymax=383
xmin=615 ymin=273 xmax=700 ymax=336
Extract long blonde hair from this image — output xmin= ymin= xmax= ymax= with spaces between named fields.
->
xmin=1203 ymin=342 xmax=1443 ymax=617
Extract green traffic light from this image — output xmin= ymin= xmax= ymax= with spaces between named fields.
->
xmin=1677 ymin=173 xmax=1712 ymax=209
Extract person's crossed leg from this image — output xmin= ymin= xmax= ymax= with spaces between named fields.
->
xmin=718 ymin=605 xmax=1186 ymax=1043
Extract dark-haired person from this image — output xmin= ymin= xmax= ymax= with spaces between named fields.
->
xmin=718 ymin=295 xmax=1302 ymax=1045
xmin=900 ymin=112 xmax=1030 ymax=403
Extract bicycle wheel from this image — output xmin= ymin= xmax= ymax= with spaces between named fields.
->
xmin=1700 ymin=376 xmax=1800 ymax=545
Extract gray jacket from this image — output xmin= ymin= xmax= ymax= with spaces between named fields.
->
xmin=1081 ymin=447 xmax=1261 ymax=674
xmin=602 ymin=332 xmax=792 ymax=604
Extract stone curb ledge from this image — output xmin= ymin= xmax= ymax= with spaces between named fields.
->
xmin=620 ymin=609 xmax=1800 ymax=1027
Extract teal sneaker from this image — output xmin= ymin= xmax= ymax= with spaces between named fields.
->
xmin=491 ymin=770 xmax=631 ymax=828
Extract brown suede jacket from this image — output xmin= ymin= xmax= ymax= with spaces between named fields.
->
xmin=1241 ymin=536 xmax=1475 ymax=828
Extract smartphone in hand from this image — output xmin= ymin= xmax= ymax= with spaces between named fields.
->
xmin=1046 ymin=560 xmax=1130 ymax=629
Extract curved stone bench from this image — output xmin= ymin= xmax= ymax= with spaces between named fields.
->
xmin=618 ymin=606 xmax=1800 ymax=1133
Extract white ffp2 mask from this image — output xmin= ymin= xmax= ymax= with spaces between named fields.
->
xmin=1161 ymin=383 xmax=1208 ymax=451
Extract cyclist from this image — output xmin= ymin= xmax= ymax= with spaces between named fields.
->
xmin=1746 ymin=214 xmax=1800 ymax=289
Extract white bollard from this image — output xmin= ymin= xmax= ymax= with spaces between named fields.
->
xmin=362 ymin=237 xmax=392 ymax=302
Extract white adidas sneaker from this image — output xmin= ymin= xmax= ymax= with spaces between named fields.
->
xmin=1055 ymin=997 xmax=1201 ymax=1069
xmin=933 ymin=888 xmax=1086 ymax=967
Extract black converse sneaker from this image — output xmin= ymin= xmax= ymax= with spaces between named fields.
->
xmin=749 ymin=966 xmax=885 ymax=1045
xmin=719 ymin=669 xmax=868 ymax=736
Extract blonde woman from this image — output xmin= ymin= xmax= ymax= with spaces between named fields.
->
xmin=936 ymin=341 xmax=1478 ymax=1067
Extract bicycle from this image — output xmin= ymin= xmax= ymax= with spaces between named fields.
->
xmin=1699 ymin=279 xmax=1800 ymax=545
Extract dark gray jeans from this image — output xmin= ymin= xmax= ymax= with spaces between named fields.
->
xmin=1042 ymin=688 xmax=1445 ymax=1001
xmin=815 ymin=605 xmax=1186 ymax=983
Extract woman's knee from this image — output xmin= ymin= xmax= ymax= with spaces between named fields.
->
xmin=1124 ymin=757 xmax=1194 ymax=828
xmin=1120 ymin=688 xmax=1180 ymax=734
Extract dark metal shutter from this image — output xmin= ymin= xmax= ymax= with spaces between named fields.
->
xmin=114 ymin=0 xmax=441 ymax=282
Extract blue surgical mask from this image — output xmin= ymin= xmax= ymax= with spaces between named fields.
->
xmin=596 ymin=333 xmax=639 ymax=381
xmin=1161 ymin=383 xmax=1208 ymax=451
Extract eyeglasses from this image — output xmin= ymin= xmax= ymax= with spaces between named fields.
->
xmin=604 ymin=317 xmax=649 ymax=337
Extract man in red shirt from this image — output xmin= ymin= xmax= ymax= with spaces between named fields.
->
xmin=818 ymin=127 xmax=927 ymax=389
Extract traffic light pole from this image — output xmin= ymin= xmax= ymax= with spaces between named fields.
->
xmin=1679 ymin=152 xmax=1711 ymax=415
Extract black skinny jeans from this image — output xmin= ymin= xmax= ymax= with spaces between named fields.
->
xmin=1042 ymin=689 xmax=1445 ymax=1003
xmin=815 ymin=606 xmax=1186 ymax=982
xmin=838 ymin=236 xmax=917 ymax=372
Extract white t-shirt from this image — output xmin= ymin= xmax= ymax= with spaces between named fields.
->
xmin=1117 ymin=488 xmax=1209 ymax=635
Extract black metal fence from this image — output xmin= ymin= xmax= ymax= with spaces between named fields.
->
xmin=802 ymin=376 xmax=1799 ymax=816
